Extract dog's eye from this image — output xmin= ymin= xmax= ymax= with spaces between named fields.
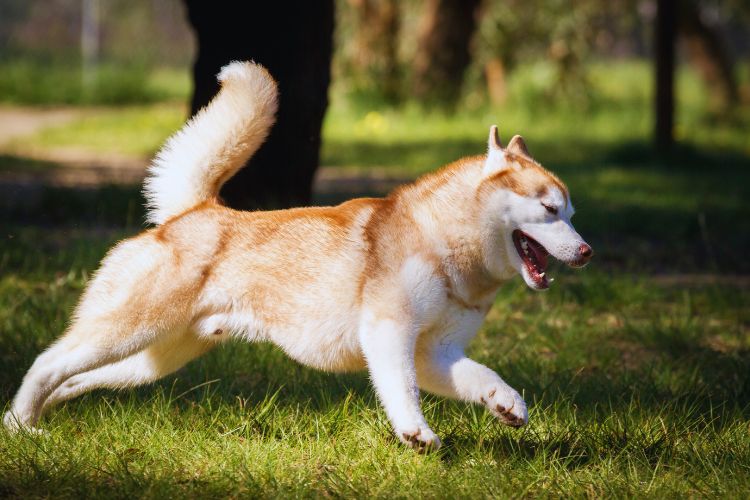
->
xmin=542 ymin=203 xmax=558 ymax=215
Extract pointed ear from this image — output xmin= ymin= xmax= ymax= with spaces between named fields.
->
xmin=483 ymin=125 xmax=509 ymax=176
xmin=488 ymin=125 xmax=502 ymax=151
xmin=507 ymin=134 xmax=531 ymax=158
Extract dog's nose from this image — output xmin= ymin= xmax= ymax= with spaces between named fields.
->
xmin=579 ymin=243 xmax=593 ymax=259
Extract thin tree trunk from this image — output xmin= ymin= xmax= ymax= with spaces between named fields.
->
xmin=183 ymin=1 xmax=334 ymax=210
xmin=655 ymin=0 xmax=677 ymax=153
xmin=350 ymin=0 xmax=401 ymax=101
xmin=412 ymin=0 xmax=480 ymax=105
xmin=485 ymin=58 xmax=507 ymax=106
xmin=679 ymin=0 xmax=738 ymax=111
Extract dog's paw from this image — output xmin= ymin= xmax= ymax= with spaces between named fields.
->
xmin=3 ymin=411 xmax=45 ymax=435
xmin=3 ymin=411 xmax=23 ymax=432
xmin=480 ymin=387 xmax=528 ymax=428
xmin=397 ymin=426 xmax=442 ymax=453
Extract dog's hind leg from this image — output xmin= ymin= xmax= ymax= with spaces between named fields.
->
xmin=2 ymin=317 xmax=167 ymax=431
xmin=3 ymin=230 xmax=212 ymax=431
xmin=41 ymin=332 xmax=214 ymax=413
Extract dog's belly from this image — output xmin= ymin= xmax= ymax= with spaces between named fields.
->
xmin=266 ymin=307 xmax=367 ymax=372
xmin=193 ymin=301 xmax=366 ymax=373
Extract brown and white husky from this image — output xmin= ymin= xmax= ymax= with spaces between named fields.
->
xmin=4 ymin=62 xmax=592 ymax=451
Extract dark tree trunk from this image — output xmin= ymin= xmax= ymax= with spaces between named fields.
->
xmin=655 ymin=0 xmax=677 ymax=154
xmin=412 ymin=0 xmax=480 ymax=105
xmin=350 ymin=0 xmax=401 ymax=101
xmin=183 ymin=1 xmax=334 ymax=210
xmin=679 ymin=0 xmax=738 ymax=112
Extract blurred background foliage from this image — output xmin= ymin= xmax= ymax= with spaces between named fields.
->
xmin=0 ymin=0 xmax=192 ymax=104
xmin=0 ymin=0 xmax=747 ymax=113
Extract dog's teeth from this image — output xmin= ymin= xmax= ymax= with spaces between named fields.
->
xmin=549 ymin=277 xmax=555 ymax=283
xmin=539 ymin=272 xmax=545 ymax=277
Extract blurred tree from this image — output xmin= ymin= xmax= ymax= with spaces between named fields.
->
xmin=412 ymin=0 xmax=481 ymax=105
xmin=477 ymin=0 xmax=636 ymax=108
xmin=655 ymin=0 xmax=677 ymax=153
xmin=346 ymin=0 xmax=401 ymax=102
xmin=0 ymin=0 xmax=32 ymax=54
xmin=477 ymin=0 xmax=535 ymax=106
xmin=183 ymin=1 xmax=334 ymax=210
xmin=679 ymin=0 xmax=739 ymax=112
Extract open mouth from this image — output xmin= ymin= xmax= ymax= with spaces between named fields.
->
xmin=512 ymin=230 xmax=550 ymax=289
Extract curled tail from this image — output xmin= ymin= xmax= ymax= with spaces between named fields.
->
xmin=143 ymin=61 xmax=278 ymax=225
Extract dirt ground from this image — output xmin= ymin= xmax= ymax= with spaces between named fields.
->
xmin=0 ymin=106 xmax=80 ymax=146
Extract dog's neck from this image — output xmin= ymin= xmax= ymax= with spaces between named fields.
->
xmin=392 ymin=157 xmax=513 ymax=305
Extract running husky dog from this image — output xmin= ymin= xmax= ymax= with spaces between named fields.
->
xmin=5 ymin=62 xmax=592 ymax=451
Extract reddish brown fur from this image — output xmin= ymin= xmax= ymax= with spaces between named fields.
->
xmin=481 ymin=152 xmax=569 ymax=203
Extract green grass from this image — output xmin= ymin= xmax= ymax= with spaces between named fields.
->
xmin=0 ymin=60 xmax=190 ymax=106
xmin=322 ymin=61 xmax=750 ymax=171
xmin=1 ymin=59 xmax=750 ymax=496
xmin=9 ymin=61 xmax=750 ymax=161
xmin=8 ymin=104 xmax=188 ymax=157
xmin=1 ymin=240 xmax=748 ymax=497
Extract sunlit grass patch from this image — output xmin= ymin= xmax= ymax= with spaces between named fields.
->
xmin=0 ymin=61 xmax=190 ymax=106
xmin=1 ymin=260 xmax=748 ymax=496
xmin=7 ymin=61 xmax=748 ymax=168
xmin=8 ymin=103 xmax=187 ymax=158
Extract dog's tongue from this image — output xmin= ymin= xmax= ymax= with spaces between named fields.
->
xmin=528 ymin=238 xmax=548 ymax=270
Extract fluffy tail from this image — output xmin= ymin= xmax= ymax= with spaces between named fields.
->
xmin=143 ymin=61 xmax=278 ymax=225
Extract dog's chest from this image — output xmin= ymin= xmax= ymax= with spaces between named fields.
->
xmin=420 ymin=288 xmax=494 ymax=344
xmin=416 ymin=300 xmax=490 ymax=355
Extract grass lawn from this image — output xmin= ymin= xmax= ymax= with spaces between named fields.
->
xmin=0 ymin=61 xmax=190 ymax=106
xmin=7 ymin=62 xmax=750 ymax=165
xmin=1 ymin=243 xmax=749 ymax=497
xmin=1 ymin=60 xmax=750 ymax=497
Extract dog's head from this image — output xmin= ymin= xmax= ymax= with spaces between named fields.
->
xmin=478 ymin=126 xmax=592 ymax=290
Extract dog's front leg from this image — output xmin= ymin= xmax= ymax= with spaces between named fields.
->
xmin=417 ymin=343 xmax=528 ymax=427
xmin=359 ymin=315 xmax=441 ymax=452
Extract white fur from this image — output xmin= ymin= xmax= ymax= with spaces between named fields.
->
xmin=42 ymin=333 xmax=211 ymax=412
xmin=483 ymin=125 xmax=510 ymax=176
xmin=143 ymin=61 xmax=278 ymax=225
xmin=479 ymin=185 xmax=589 ymax=290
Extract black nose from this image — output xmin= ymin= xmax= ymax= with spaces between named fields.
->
xmin=579 ymin=243 xmax=593 ymax=259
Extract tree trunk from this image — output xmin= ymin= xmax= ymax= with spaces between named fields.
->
xmin=412 ymin=0 xmax=480 ymax=105
xmin=350 ymin=0 xmax=401 ymax=101
xmin=678 ymin=0 xmax=738 ymax=112
xmin=485 ymin=58 xmax=507 ymax=106
xmin=183 ymin=1 xmax=334 ymax=210
xmin=655 ymin=0 xmax=677 ymax=154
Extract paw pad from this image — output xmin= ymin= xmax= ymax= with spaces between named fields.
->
xmin=482 ymin=387 xmax=528 ymax=428
xmin=399 ymin=428 xmax=441 ymax=453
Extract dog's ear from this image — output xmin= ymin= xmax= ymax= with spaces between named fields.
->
xmin=483 ymin=125 xmax=510 ymax=176
xmin=488 ymin=124 xmax=503 ymax=150
xmin=507 ymin=134 xmax=531 ymax=158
